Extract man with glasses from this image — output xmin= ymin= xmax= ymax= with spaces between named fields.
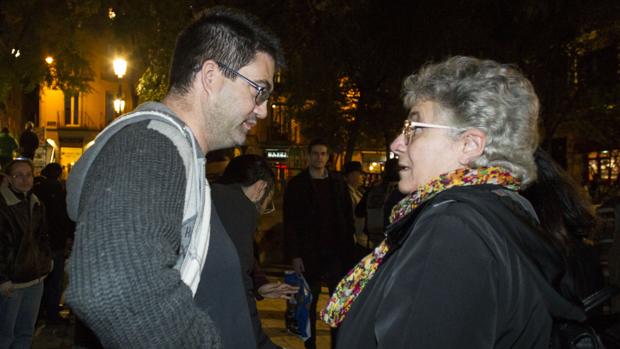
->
xmin=0 ymin=158 xmax=51 ymax=348
xmin=284 ymin=138 xmax=356 ymax=349
xmin=65 ymin=7 xmax=284 ymax=348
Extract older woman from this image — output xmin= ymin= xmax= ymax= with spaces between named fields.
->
xmin=321 ymin=56 xmax=583 ymax=348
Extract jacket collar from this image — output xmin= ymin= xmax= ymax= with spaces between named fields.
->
xmin=0 ymin=183 xmax=39 ymax=207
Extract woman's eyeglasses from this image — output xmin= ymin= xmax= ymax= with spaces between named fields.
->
xmin=401 ymin=119 xmax=459 ymax=145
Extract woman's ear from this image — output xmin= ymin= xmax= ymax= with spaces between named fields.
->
xmin=458 ymin=128 xmax=486 ymax=165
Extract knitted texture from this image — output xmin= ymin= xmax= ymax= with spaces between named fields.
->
xmin=66 ymin=122 xmax=221 ymax=348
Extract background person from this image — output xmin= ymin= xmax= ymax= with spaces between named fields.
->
xmin=0 ymin=127 xmax=18 ymax=169
xmin=522 ymin=149 xmax=604 ymax=299
xmin=323 ymin=56 xmax=584 ymax=348
xmin=355 ymin=158 xmax=404 ymax=248
xmin=342 ymin=161 xmax=366 ymax=249
xmin=32 ymin=163 xmax=75 ymax=325
xmin=18 ymin=122 xmax=38 ymax=160
xmin=0 ymin=158 xmax=51 ymax=348
xmin=213 ymin=154 xmax=298 ymax=349
xmin=283 ymin=138 xmax=355 ymax=349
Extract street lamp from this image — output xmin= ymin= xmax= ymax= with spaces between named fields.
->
xmin=113 ymin=98 xmax=125 ymax=114
xmin=112 ymin=57 xmax=127 ymax=115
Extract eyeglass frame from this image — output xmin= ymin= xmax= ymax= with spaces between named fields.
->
xmin=401 ymin=119 xmax=460 ymax=145
xmin=10 ymin=173 xmax=33 ymax=180
xmin=261 ymin=196 xmax=276 ymax=215
xmin=216 ymin=62 xmax=270 ymax=106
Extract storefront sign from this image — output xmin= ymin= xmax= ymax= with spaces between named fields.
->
xmin=266 ymin=150 xmax=288 ymax=159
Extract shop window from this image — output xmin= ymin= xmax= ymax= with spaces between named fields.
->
xmin=588 ymin=149 xmax=620 ymax=184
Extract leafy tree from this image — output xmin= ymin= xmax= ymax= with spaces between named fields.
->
xmin=106 ymin=0 xmax=193 ymax=103
xmin=0 ymin=0 xmax=104 ymax=128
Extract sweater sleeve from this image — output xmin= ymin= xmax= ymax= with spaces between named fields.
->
xmin=376 ymin=212 xmax=498 ymax=349
xmin=65 ymin=123 xmax=221 ymax=348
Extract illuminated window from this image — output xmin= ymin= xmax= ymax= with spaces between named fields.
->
xmin=588 ymin=149 xmax=620 ymax=183
xmin=64 ymin=93 xmax=79 ymax=126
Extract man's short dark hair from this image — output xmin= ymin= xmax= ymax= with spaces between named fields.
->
xmin=4 ymin=157 xmax=33 ymax=175
xmin=41 ymin=163 xmax=63 ymax=179
xmin=168 ymin=6 xmax=285 ymax=95
xmin=307 ymin=138 xmax=329 ymax=153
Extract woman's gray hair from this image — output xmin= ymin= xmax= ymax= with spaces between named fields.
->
xmin=402 ymin=56 xmax=540 ymax=185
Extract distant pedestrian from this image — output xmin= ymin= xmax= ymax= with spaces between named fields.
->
xmin=284 ymin=138 xmax=356 ymax=349
xmin=19 ymin=122 xmax=38 ymax=160
xmin=343 ymin=161 xmax=367 ymax=252
xmin=33 ymin=163 xmax=75 ymax=325
xmin=0 ymin=128 xmax=18 ymax=169
xmin=0 ymin=158 xmax=52 ymax=348
xmin=355 ymin=158 xmax=405 ymax=248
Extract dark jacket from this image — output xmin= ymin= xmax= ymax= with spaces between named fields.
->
xmin=19 ymin=130 xmax=38 ymax=157
xmin=0 ymin=184 xmax=51 ymax=284
xmin=211 ymin=183 xmax=279 ymax=349
xmin=337 ymin=185 xmax=582 ymax=349
xmin=33 ymin=177 xmax=75 ymax=251
xmin=283 ymin=169 xmax=355 ymax=268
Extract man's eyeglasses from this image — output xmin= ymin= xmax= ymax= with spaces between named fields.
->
xmin=401 ymin=119 xmax=459 ymax=145
xmin=261 ymin=197 xmax=276 ymax=215
xmin=216 ymin=62 xmax=270 ymax=106
xmin=10 ymin=173 xmax=33 ymax=180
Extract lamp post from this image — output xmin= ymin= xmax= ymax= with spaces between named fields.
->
xmin=112 ymin=57 xmax=127 ymax=115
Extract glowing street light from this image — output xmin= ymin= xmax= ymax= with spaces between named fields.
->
xmin=45 ymin=56 xmax=54 ymax=65
xmin=113 ymin=58 xmax=127 ymax=78
xmin=113 ymin=98 xmax=125 ymax=114
xmin=112 ymin=57 xmax=127 ymax=115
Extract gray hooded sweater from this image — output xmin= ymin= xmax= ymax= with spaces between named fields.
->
xmin=65 ymin=102 xmax=228 ymax=348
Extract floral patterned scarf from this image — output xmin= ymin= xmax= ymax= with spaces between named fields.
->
xmin=320 ymin=167 xmax=520 ymax=327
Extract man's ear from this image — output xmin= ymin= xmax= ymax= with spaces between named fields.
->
xmin=458 ymin=128 xmax=486 ymax=165
xmin=200 ymin=60 xmax=221 ymax=95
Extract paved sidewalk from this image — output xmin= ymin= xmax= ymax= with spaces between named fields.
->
xmin=32 ymin=288 xmax=332 ymax=349
xmin=258 ymin=288 xmax=331 ymax=349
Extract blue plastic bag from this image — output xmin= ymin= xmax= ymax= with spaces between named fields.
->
xmin=284 ymin=271 xmax=313 ymax=341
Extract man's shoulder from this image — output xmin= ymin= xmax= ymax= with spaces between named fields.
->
xmin=287 ymin=170 xmax=309 ymax=185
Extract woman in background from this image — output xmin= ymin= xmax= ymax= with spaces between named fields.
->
xmin=522 ymin=149 xmax=604 ymax=299
xmin=213 ymin=154 xmax=297 ymax=349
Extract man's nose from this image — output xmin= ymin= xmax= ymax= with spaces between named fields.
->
xmin=254 ymin=101 xmax=268 ymax=119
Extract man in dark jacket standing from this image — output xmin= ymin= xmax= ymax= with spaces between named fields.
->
xmin=32 ymin=163 xmax=74 ymax=324
xmin=18 ymin=122 xmax=38 ymax=160
xmin=283 ymin=138 xmax=355 ymax=349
